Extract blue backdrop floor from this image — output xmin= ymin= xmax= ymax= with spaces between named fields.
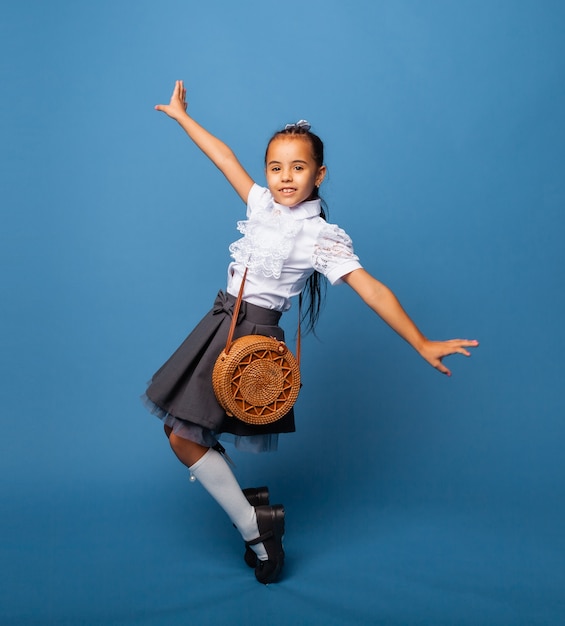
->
xmin=2 ymin=470 xmax=563 ymax=626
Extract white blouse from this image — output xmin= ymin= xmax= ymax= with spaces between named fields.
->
xmin=226 ymin=184 xmax=362 ymax=311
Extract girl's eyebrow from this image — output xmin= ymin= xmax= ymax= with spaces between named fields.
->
xmin=267 ymin=159 xmax=309 ymax=166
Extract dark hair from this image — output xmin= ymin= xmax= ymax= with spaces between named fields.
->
xmin=265 ymin=125 xmax=328 ymax=334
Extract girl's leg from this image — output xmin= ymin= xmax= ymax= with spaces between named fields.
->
xmin=164 ymin=424 xmax=208 ymax=466
xmin=163 ymin=426 xmax=268 ymax=561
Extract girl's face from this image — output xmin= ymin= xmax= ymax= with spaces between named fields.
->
xmin=265 ymin=136 xmax=326 ymax=207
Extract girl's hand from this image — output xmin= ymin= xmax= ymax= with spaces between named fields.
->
xmin=155 ymin=80 xmax=188 ymax=121
xmin=153 ymin=81 xmax=254 ymax=202
xmin=418 ymin=339 xmax=479 ymax=376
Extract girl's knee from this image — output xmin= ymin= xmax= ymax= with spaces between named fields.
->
xmin=168 ymin=432 xmax=208 ymax=464
xmin=168 ymin=432 xmax=184 ymax=453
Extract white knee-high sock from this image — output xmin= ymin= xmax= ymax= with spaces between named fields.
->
xmin=189 ymin=448 xmax=267 ymax=560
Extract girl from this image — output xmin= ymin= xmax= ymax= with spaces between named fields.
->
xmin=144 ymin=80 xmax=478 ymax=585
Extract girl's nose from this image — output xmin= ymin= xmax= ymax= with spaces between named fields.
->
xmin=282 ymin=169 xmax=292 ymax=181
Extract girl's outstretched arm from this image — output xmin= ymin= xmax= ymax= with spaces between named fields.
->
xmin=155 ymin=80 xmax=254 ymax=203
xmin=342 ymin=269 xmax=478 ymax=376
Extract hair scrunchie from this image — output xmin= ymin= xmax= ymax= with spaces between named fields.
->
xmin=284 ymin=120 xmax=311 ymax=131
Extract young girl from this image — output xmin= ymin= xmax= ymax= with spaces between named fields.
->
xmin=144 ymin=80 xmax=478 ymax=585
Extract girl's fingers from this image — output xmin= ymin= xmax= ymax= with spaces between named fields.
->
xmin=171 ymin=80 xmax=187 ymax=109
xmin=458 ymin=339 xmax=479 ymax=347
xmin=458 ymin=340 xmax=478 ymax=356
xmin=174 ymin=80 xmax=183 ymax=103
xmin=446 ymin=339 xmax=478 ymax=356
xmin=420 ymin=339 xmax=477 ymax=375
xmin=436 ymin=361 xmax=451 ymax=376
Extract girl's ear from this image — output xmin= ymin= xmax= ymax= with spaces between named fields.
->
xmin=316 ymin=165 xmax=327 ymax=187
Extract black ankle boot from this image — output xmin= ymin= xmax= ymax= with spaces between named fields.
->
xmin=242 ymin=487 xmax=270 ymax=568
xmin=247 ymin=504 xmax=285 ymax=585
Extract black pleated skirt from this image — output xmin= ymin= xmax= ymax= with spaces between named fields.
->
xmin=142 ymin=290 xmax=296 ymax=452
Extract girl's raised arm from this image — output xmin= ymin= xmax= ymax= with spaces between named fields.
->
xmin=155 ymin=80 xmax=254 ymax=204
xmin=342 ymin=268 xmax=478 ymax=376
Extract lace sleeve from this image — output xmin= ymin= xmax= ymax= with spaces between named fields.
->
xmin=312 ymin=223 xmax=363 ymax=285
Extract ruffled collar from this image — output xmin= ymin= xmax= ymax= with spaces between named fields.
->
xmin=229 ymin=195 xmax=320 ymax=279
xmin=271 ymin=198 xmax=321 ymax=220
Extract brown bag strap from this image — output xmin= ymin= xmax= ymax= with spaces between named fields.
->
xmin=224 ymin=268 xmax=248 ymax=354
xmin=296 ymin=292 xmax=302 ymax=366
xmin=224 ymin=268 xmax=301 ymax=366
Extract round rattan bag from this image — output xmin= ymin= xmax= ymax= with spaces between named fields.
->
xmin=212 ymin=268 xmax=302 ymax=425
xmin=212 ymin=334 xmax=301 ymax=425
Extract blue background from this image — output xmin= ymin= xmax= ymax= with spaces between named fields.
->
xmin=2 ymin=1 xmax=564 ymax=624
